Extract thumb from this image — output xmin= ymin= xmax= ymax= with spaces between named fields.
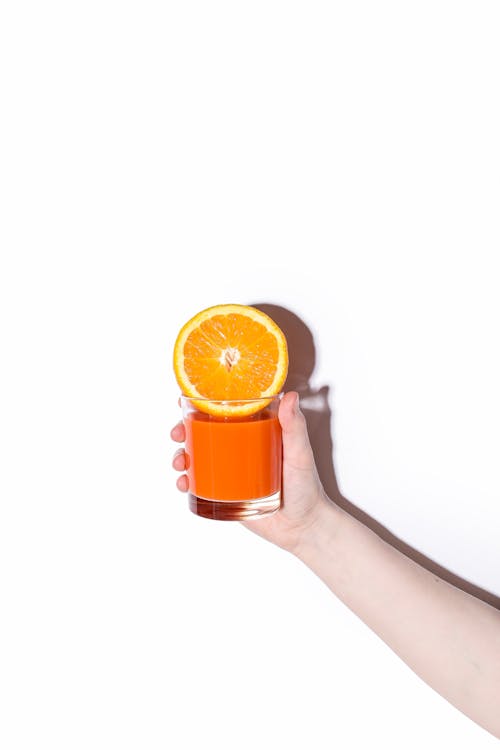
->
xmin=278 ymin=392 xmax=315 ymax=470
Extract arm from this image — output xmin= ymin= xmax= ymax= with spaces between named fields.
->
xmin=296 ymin=501 xmax=500 ymax=739
xmin=171 ymin=391 xmax=500 ymax=739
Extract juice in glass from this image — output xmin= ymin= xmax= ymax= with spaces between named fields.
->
xmin=181 ymin=395 xmax=282 ymax=520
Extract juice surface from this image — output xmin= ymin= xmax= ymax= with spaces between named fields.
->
xmin=184 ymin=409 xmax=282 ymax=501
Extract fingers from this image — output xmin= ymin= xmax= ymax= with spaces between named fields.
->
xmin=279 ymin=391 xmax=315 ymax=470
xmin=172 ymin=447 xmax=187 ymax=471
xmin=172 ymin=447 xmax=189 ymax=492
xmin=278 ymin=391 xmax=303 ymax=433
xmin=171 ymin=421 xmax=189 ymax=491
xmin=170 ymin=421 xmax=186 ymax=442
xmin=176 ymin=474 xmax=189 ymax=492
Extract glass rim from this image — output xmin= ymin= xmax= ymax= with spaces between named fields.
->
xmin=179 ymin=393 xmax=283 ymax=404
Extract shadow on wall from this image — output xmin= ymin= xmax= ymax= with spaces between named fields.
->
xmin=250 ymin=302 xmax=500 ymax=611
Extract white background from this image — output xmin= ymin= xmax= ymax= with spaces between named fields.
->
xmin=1 ymin=1 xmax=499 ymax=748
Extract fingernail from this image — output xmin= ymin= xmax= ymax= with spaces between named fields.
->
xmin=293 ymin=393 xmax=300 ymax=414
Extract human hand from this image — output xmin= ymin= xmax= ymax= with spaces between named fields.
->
xmin=170 ymin=392 xmax=332 ymax=554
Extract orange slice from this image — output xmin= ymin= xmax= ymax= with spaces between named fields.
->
xmin=173 ymin=304 xmax=288 ymax=416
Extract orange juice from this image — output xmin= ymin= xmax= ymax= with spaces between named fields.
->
xmin=182 ymin=398 xmax=282 ymax=519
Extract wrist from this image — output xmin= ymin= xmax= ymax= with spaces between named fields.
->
xmin=293 ymin=492 xmax=346 ymax=562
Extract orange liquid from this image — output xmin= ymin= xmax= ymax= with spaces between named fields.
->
xmin=184 ymin=409 xmax=282 ymax=501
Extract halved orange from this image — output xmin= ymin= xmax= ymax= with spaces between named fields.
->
xmin=173 ymin=304 xmax=288 ymax=416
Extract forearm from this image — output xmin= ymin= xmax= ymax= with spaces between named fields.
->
xmin=296 ymin=499 xmax=500 ymax=738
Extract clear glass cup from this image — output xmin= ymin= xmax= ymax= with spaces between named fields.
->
xmin=180 ymin=394 xmax=283 ymax=520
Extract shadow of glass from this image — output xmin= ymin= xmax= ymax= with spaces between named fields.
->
xmin=250 ymin=302 xmax=500 ymax=611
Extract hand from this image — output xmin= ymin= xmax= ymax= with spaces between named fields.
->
xmin=170 ymin=391 xmax=333 ymax=554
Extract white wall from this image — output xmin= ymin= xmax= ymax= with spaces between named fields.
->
xmin=1 ymin=2 xmax=499 ymax=748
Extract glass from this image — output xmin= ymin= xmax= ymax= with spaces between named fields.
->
xmin=180 ymin=395 xmax=283 ymax=520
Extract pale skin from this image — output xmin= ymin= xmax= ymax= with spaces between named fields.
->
xmin=171 ymin=391 xmax=500 ymax=739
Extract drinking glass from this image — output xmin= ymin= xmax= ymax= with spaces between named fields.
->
xmin=180 ymin=395 xmax=283 ymax=520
